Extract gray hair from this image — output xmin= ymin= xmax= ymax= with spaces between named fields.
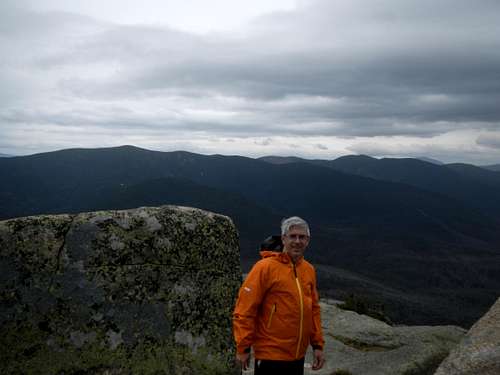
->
xmin=281 ymin=216 xmax=310 ymax=236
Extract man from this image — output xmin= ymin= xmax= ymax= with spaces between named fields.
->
xmin=233 ymin=216 xmax=325 ymax=374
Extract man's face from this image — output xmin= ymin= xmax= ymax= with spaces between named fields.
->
xmin=282 ymin=225 xmax=310 ymax=262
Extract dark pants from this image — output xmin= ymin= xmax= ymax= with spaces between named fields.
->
xmin=254 ymin=358 xmax=305 ymax=375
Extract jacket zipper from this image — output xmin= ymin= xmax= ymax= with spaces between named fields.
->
xmin=293 ymin=263 xmax=304 ymax=359
xmin=267 ymin=303 xmax=276 ymax=329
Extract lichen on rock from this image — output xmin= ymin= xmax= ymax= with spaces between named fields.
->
xmin=0 ymin=205 xmax=241 ymax=374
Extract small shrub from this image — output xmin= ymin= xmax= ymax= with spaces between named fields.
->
xmin=331 ymin=369 xmax=353 ymax=375
xmin=337 ymin=294 xmax=392 ymax=324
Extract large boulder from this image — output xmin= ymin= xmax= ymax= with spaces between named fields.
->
xmin=434 ymin=297 xmax=500 ymax=375
xmin=303 ymin=301 xmax=465 ymax=375
xmin=0 ymin=206 xmax=241 ymax=375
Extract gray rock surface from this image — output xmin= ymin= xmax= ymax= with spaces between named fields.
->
xmin=434 ymin=297 xmax=500 ymax=375
xmin=0 ymin=206 xmax=241 ymax=375
xmin=302 ymin=302 xmax=465 ymax=375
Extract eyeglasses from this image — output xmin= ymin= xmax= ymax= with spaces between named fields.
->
xmin=285 ymin=234 xmax=309 ymax=241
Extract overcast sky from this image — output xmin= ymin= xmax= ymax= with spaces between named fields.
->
xmin=1 ymin=0 xmax=500 ymax=164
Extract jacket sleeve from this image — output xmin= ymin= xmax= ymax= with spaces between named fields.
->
xmin=232 ymin=260 xmax=269 ymax=354
xmin=310 ymin=268 xmax=325 ymax=351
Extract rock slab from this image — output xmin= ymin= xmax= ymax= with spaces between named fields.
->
xmin=0 ymin=206 xmax=241 ymax=374
xmin=434 ymin=297 xmax=500 ymax=375
xmin=303 ymin=302 xmax=465 ymax=375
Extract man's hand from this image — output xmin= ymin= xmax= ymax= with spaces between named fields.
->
xmin=236 ymin=352 xmax=251 ymax=371
xmin=312 ymin=349 xmax=325 ymax=370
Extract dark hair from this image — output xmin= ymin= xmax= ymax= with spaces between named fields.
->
xmin=260 ymin=235 xmax=283 ymax=251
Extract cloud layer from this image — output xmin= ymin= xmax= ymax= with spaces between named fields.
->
xmin=1 ymin=0 xmax=500 ymax=163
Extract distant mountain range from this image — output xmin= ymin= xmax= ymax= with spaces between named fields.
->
xmin=416 ymin=156 xmax=444 ymax=165
xmin=482 ymin=164 xmax=500 ymax=172
xmin=260 ymin=154 xmax=500 ymax=218
xmin=1 ymin=145 xmax=499 ymax=326
xmin=0 ymin=153 xmax=13 ymax=158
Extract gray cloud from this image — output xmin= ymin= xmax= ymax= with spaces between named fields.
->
xmin=254 ymin=138 xmax=273 ymax=146
xmin=1 ymin=0 xmax=500 ymax=162
xmin=477 ymin=133 xmax=500 ymax=150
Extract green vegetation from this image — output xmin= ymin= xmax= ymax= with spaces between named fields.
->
xmin=400 ymin=352 xmax=450 ymax=375
xmin=331 ymin=370 xmax=353 ymax=375
xmin=330 ymin=335 xmax=398 ymax=352
xmin=1 ymin=321 xmax=237 ymax=375
xmin=337 ymin=294 xmax=392 ymax=324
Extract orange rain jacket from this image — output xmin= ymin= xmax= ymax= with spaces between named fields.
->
xmin=233 ymin=250 xmax=324 ymax=361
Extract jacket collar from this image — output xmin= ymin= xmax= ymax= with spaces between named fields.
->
xmin=259 ymin=250 xmax=303 ymax=265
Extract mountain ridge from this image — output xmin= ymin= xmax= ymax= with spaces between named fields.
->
xmin=1 ymin=145 xmax=499 ymax=326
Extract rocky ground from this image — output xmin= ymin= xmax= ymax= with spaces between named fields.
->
xmin=435 ymin=297 xmax=500 ymax=375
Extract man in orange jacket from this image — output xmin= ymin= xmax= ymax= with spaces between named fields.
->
xmin=233 ymin=216 xmax=325 ymax=374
